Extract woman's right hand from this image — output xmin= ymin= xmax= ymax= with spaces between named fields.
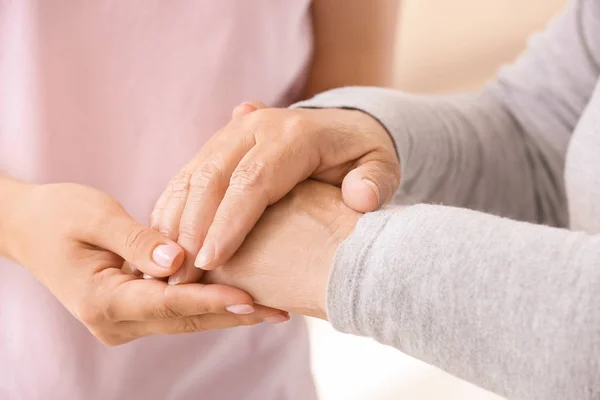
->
xmin=153 ymin=102 xmax=400 ymax=285
xmin=0 ymin=177 xmax=287 ymax=346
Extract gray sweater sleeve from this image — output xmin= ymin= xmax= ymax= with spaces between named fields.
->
xmin=293 ymin=0 xmax=600 ymax=399
xmin=331 ymin=206 xmax=600 ymax=399
xmin=294 ymin=0 xmax=599 ymax=228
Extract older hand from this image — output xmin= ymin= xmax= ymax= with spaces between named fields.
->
xmin=1 ymin=178 xmax=287 ymax=346
xmin=203 ymin=180 xmax=361 ymax=319
xmin=152 ymin=102 xmax=398 ymax=285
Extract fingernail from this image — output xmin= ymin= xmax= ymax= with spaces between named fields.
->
xmin=143 ymin=274 xmax=153 ymax=280
xmin=152 ymin=244 xmax=180 ymax=269
xmin=226 ymin=304 xmax=255 ymax=315
xmin=167 ymin=269 xmax=186 ymax=285
xmin=362 ymin=179 xmax=381 ymax=204
xmin=263 ymin=315 xmax=290 ymax=324
xmin=194 ymin=246 xmax=214 ymax=270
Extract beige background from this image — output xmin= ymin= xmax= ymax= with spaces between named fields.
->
xmin=310 ymin=1 xmax=566 ymax=399
xmin=395 ymin=0 xmax=565 ymax=93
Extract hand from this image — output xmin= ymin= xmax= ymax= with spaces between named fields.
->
xmin=203 ymin=180 xmax=361 ymax=319
xmin=2 ymin=179 xmax=288 ymax=346
xmin=152 ymin=102 xmax=398 ymax=285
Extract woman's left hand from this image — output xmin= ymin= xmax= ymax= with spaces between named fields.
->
xmin=151 ymin=102 xmax=399 ymax=285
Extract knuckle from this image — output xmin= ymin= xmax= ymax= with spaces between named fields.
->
xmin=281 ymin=114 xmax=314 ymax=141
xmin=209 ymin=212 xmax=235 ymax=235
xmin=125 ymin=227 xmax=154 ymax=255
xmin=242 ymin=108 xmax=270 ymax=128
xmin=154 ymin=302 xmax=181 ymax=320
xmin=154 ymin=287 xmax=183 ymax=319
xmin=179 ymin=317 xmax=206 ymax=333
xmin=177 ymin=226 xmax=202 ymax=246
xmin=158 ymin=226 xmax=178 ymax=240
xmin=229 ymin=161 xmax=267 ymax=193
xmin=168 ymin=171 xmax=193 ymax=199
xmin=241 ymin=108 xmax=283 ymax=141
xmin=189 ymin=161 xmax=224 ymax=196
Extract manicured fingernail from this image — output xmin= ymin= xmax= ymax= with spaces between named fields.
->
xmin=226 ymin=304 xmax=255 ymax=315
xmin=362 ymin=179 xmax=381 ymax=204
xmin=143 ymin=274 xmax=153 ymax=280
xmin=167 ymin=268 xmax=186 ymax=285
xmin=152 ymin=244 xmax=180 ymax=269
xmin=263 ymin=315 xmax=290 ymax=323
xmin=194 ymin=246 xmax=214 ymax=270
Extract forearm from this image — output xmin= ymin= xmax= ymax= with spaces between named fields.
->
xmin=330 ymin=205 xmax=600 ymax=399
xmin=0 ymin=174 xmax=32 ymax=260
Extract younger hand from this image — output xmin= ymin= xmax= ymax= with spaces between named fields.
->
xmin=3 ymin=180 xmax=287 ymax=345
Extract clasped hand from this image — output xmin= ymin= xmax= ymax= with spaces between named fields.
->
xmin=4 ymin=102 xmax=398 ymax=345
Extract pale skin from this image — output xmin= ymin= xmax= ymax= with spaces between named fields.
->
xmin=0 ymin=176 xmax=289 ymax=346
xmin=0 ymin=1 xmax=399 ymax=345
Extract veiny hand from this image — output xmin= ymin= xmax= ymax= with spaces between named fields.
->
xmin=203 ymin=180 xmax=361 ymax=320
xmin=3 ymin=181 xmax=288 ymax=346
xmin=152 ymin=102 xmax=398 ymax=285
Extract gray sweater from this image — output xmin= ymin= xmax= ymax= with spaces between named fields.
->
xmin=296 ymin=0 xmax=600 ymax=399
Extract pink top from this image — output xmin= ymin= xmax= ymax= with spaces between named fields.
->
xmin=0 ymin=1 xmax=316 ymax=399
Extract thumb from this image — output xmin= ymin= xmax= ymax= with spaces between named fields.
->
xmin=341 ymin=157 xmax=401 ymax=213
xmin=93 ymin=210 xmax=185 ymax=278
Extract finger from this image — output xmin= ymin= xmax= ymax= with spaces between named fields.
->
xmin=126 ymin=306 xmax=290 ymax=337
xmin=167 ymin=135 xmax=256 ymax=285
xmin=151 ymin=151 xmax=203 ymax=238
xmin=194 ymin=140 xmax=319 ymax=271
xmin=341 ymin=154 xmax=401 ymax=212
xmin=156 ymin=170 xmax=195 ymax=240
xmin=90 ymin=209 xmax=185 ymax=277
xmin=150 ymin=185 xmax=174 ymax=230
xmin=231 ymin=101 xmax=267 ymax=119
xmin=106 ymin=277 xmax=257 ymax=321
xmin=163 ymin=102 xmax=267 ymax=284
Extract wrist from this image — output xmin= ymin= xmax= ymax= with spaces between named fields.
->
xmin=309 ymin=199 xmax=361 ymax=320
xmin=0 ymin=175 xmax=35 ymax=260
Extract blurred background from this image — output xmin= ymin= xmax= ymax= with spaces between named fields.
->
xmin=309 ymin=0 xmax=565 ymax=399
